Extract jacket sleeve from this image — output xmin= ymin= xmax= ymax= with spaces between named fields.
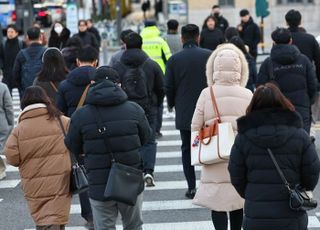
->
xmin=228 ymin=134 xmax=247 ymax=198
xmin=191 ymin=89 xmax=205 ymax=131
xmin=152 ymin=61 xmax=165 ymax=106
xmin=253 ymin=24 xmax=261 ymax=46
xmin=0 ymin=43 xmax=4 ymax=69
xmin=64 ymin=112 xmax=83 ymax=157
xmin=12 ymin=51 xmax=23 ymax=87
xmin=4 ymin=128 xmax=20 ymax=167
xmin=56 ymin=83 xmax=68 ymax=115
xmin=256 ymin=58 xmax=270 ymax=86
xmin=136 ymin=105 xmax=152 ymax=146
xmin=161 ymin=39 xmax=172 ymax=63
xmin=3 ymin=85 xmax=14 ymax=127
xmin=164 ymin=57 xmax=175 ymax=108
xmin=305 ymin=56 xmax=317 ymax=102
xmin=249 ymin=58 xmax=258 ymax=86
xmin=91 ymin=34 xmax=100 ymax=50
xmin=312 ymin=37 xmax=320 ymax=84
xmin=300 ymin=132 xmax=320 ymax=191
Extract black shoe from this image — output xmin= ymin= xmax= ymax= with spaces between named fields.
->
xmin=84 ymin=220 xmax=94 ymax=230
xmin=311 ymin=136 xmax=316 ymax=143
xmin=155 ymin=132 xmax=163 ymax=139
xmin=185 ymin=188 xmax=196 ymax=199
xmin=144 ymin=173 xmax=155 ymax=187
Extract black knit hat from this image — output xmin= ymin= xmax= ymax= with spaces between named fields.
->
xmin=239 ymin=9 xmax=249 ymax=17
xmin=271 ymin=28 xmax=292 ymax=44
xmin=92 ymin=66 xmax=120 ymax=83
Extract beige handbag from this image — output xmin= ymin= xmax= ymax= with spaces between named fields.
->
xmin=191 ymin=87 xmax=235 ymax=166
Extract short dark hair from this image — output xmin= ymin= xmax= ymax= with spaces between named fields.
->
xmin=77 ymin=45 xmax=99 ymax=62
xmin=246 ymin=83 xmax=295 ymax=114
xmin=120 ymin=29 xmax=134 ymax=42
xmin=225 ymin=27 xmax=239 ymax=41
xmin=229 ymin=36 xmax=247 ymax=54
xmin=167 ymin=19 xmax=179 ymax=31
xmin=87 ymin=19 xmax=93 ymax=23
xmin=7 ymin=24 xmax=18 ymax=32
xmin=21 ymin=86 xmax=62 ymax=119
xmin=66 ymin=36 xmax=83 ymax=48
xmin=212 ymin=5 xmax=219 ymax=9
xmin=181 ymin=24 xmax=199 ymax=42
xmin=27 ymin=27 xmax=41 ymax=40
xmin=78 ymin=20 xmax=87 ymax=26
xmin=271 ymin=27 xmax=292 ymax=44
xmin=240 ymin=9 xmax=250 ymax=17
xmin=285 ymin=9 xmax=302 ymax=28
xmin=124 ymin=32 xmax=143 ymax=49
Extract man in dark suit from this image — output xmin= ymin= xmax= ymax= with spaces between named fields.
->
xmin=165 ymin=24 xmax=211 ymax=199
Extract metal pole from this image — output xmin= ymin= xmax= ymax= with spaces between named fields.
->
xmin=23 ymin=0 xmax=33 ymax=36
xmin=116 ymin=0 xmax=122 ymax=45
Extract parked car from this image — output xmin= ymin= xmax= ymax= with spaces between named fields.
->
xmin=45 ymin=3 xmax=66 ymax=22
xmin=34 ymin=4 xmax=52 ymax=27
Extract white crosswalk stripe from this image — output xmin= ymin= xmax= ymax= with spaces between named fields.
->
xmin=3 ymin=90 xmax=320 ymax=229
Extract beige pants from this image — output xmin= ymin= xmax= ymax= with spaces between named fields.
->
xmin=36 ymin=225 xmax=65 ymax=230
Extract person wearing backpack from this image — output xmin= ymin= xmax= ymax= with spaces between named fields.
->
xmin=12 ymin=27 xmax=45 ymax=97
xmin=113 ymin=32 xmax=164 ymax=187
xmin=257 ymin=28 xmax=317 ymax=134
xmin=0 ymin=24 xmax=27 ymax=95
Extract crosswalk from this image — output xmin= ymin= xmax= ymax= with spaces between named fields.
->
xmin=2 ymin=89 xmax=320 ymax=229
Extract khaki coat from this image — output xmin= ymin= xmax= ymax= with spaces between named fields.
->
xmin=5 ymin=104 xmax=71 ymax=225
xmin=191 ymin=44 xmax=253 ymax=211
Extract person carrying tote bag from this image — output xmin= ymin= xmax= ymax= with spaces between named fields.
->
xmin=191 ymin=44 xmax=252 ymax=230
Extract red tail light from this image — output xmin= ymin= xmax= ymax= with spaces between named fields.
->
xmin=12 ymin=10 xmax=16 ymax=21
xmin=56 ymin=9 xmax=62 ymax=14
xmin=38 ymin=11 xmax=46 ymax=17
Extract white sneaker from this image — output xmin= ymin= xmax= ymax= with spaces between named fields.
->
xmin=144 ymin=173 xmax=155 ymax=187
xmin=0 ymin=171 xmax=6 ymax=180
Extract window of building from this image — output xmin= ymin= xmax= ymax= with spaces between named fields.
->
xmin=218 ymin=0 xmax=234 ymax=7
xmin=277 ymin=0 xmax=313 ymax=4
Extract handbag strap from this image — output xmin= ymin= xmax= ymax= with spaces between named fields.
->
xmin=267 ymin=148 xmax=291 ymax=192
xmin=210 ymin=87 xmax=221 ymax=123
xmin=50 ymin=81 xmax=58 ymax=92
xmin=92 ymin=106 xmax=117 ymax=162
xmin=77 ymin=84 xmax=90 ymax=110
xmin=57 ymin=116 xmax=78 ymax=165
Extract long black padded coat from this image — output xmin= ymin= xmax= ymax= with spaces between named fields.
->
xmin=257 ymin=44 xmax=317 ymax=133
xmin=65 ymin=80 xmax=151 ymax=201
xmin=228 ymin=108 xmax=320 ymax=230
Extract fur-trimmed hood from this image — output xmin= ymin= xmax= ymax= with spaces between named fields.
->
xmin=206 ymin=43 xmax=249 ymax=87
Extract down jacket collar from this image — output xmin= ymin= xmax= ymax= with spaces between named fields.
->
xmin=237 ymin=108 xmax=303 ymax=148
xmin=206 ymin=43 xmax=249 ymax=87
xmin=66 ymin=66 xmax=95 ymax=86
xmin=19 ymin=103 xmax=47 ymax=123
xmin=86 ymin=80 xmax=128 ymax=106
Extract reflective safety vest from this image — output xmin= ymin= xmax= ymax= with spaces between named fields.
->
xmin=140 ymin=26 xmax=172 ymax=73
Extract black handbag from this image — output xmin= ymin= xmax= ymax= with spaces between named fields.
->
xmin=58 ymin=117 xmax=89 ymax=194
xmin=267 ymin=148 xmax=317 ymax=211
xmin=93 ymin=106 xmax=144 ymax=206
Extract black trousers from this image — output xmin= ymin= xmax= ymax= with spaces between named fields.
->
xmin=211 ymin=209 xmax=243 ymax=230
xmin=179 ymin=130 xmax=196 ymax=190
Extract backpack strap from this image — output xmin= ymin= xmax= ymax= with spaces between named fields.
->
xmin=50 ymin=81 xmax=58 ymax=92
xmin=77 ymin=84 xmax=90 ymax=109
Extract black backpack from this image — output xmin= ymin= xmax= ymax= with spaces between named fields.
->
xmin=121 ymin=60 xmax=150 ymax=112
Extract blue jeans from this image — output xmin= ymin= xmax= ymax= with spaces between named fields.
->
xmin=156 ymin=103 xmax=163 ymax=133
xmin=139 ymin=106 xmax=157 ymax=174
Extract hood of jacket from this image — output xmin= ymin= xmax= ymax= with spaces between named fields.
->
xmin=140 ymin=26 xmax=161 ymax=39
xmin=66 ymin=66 xmax=95 ymax=86
xmin=120 ymin=48 xmax=149 ymax=67
xmin=206 ymin=43 xmax=249 ymax=87
xmin=271 ymin=44 xmax=300 ymax=65
xmin=237 ymin=108 xmax=303 ymax=148
xmin=19 ymin=103 xmax=48 ymax=123
xmin=86 ymin=80 xmax=128 ymax=106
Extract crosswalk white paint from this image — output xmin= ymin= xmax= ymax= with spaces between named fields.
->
xmin=162 ymin=121 xmax=175 ymax=127
xmin=0 ymin=179 xmax=20 ymax=189
xmin=157 ymin=151 xmax=180 ymax=158
xmin=70 ymin=199 xmax=203 ymax=214
xmin=146 ymin=180 xmax=200 ymax=190
xmin=157 ymin=140 xmax=182 ymax=146
xmin=159 ymin=130 xmax=180 ymax=136
xmin=155 ymin=164 xmax=201 ymax=173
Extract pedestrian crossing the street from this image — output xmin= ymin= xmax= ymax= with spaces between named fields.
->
xmin=2 ymin=90 xmax=320 ymax=229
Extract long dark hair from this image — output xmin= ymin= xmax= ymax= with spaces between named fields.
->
xmin=246 ymin=83 xmax=295 ymax=115
xmin=229 ymin=36 xmax=248 ymax=54
xmin=21 ymin=86 xmax=62 ymax=120
xmin=202 ymin=15 xmax=217 ymax=30
xmin=38 ymin=48 xmax=68 ymax=82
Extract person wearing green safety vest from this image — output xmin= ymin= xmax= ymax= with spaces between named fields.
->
xmin=140 ymin=21 xmax=172 ymax=74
